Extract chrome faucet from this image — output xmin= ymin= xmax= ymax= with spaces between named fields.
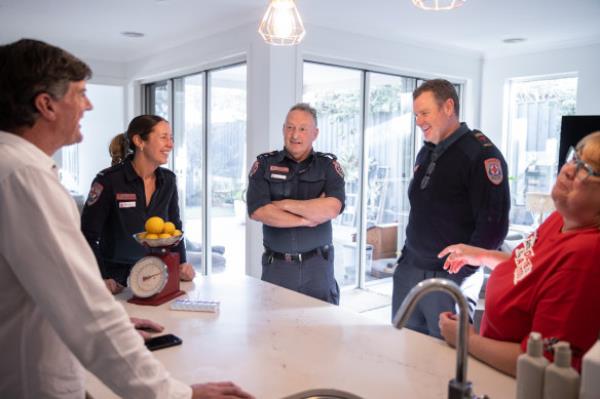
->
xmin=393 ymin=278 xmax=475 ymax=399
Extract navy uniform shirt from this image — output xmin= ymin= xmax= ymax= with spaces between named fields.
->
xmin=401 ymin=122 xmax=510 ymax=273
xmin=247 ymin=149 xmax=346 ymax=253
xmin=81 ymin=157 xmax=185 ymax=283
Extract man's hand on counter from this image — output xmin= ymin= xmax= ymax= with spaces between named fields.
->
xmin=104 ymin=278 xmax=124 ymax=294
xmin=191 ymin=381 xmax=255 ymax=399
xmin=179 ymin=262 xmax=196 ymax=281
xmin=130 ymin=317 xmax=165 ymax=340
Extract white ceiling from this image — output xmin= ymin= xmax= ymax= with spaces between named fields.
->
xmin=1 ymin=0 xmax=599 ymax=63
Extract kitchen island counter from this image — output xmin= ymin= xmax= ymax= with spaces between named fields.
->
xmin=87 ymin=275 xmax=514 ymax=398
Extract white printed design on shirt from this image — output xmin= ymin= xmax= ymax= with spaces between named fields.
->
xmin=513 ymin=230 xmax=537 ymax=285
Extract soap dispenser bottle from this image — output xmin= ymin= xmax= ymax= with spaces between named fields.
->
xmin=543 ymin=341 xmax=580 ymax=399
xmin=516 ymin=331 xmax=549 ymax=399
xmin=580 ymin=332 xmax=600 ymax=399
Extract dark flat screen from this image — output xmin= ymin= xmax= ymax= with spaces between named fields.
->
xmin=558 ymin=115 xmax=600 ymax=172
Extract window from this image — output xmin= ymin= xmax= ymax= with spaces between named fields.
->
xmin=303 ymin=63 xmax=362 ymax=287
xmin=365 ymin=73 xmax=415 ymax=280
xmin=144 ymin=63 xmax=247 ymax=275
xmin=506 ymin=76 xmax=577 ymax=226
xmin=303 ymin=62 xmax=456 ymax=289
xmin=208 ymin=65 xmax=248 ymax=276
xmin=55 ymin=83 xmax=125 ymax=211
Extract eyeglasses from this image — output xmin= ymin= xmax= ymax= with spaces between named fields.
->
xmin=566 ymin=146 xmax=600 ymax=180
xmin=420 ymin=151 xmax=439 ymax=190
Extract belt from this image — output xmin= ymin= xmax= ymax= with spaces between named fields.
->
xmin=265 ymin=245 xmax=330 ymax=263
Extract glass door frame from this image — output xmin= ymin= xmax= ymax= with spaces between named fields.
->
xmin=141 ymin=61 xmax=247 ymax=276
xmin=303 ymin=60 xmax=464 ymax=290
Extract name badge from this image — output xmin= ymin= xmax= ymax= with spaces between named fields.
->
xmin=270 ymin=173 xmax=287 ymax=180
xmin=119 ymin=201 xmax=136 ymax=208
xmin=116 ymin=193 xmax=136 ymax=200
xmin=270 ymin=165 xmax=289 ymax=173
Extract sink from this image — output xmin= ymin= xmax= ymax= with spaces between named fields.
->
xmin=281 ymin=388 xmax=364 ymax=399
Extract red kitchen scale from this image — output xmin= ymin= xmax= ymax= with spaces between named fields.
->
xmin=127 ymin=233 xmax=186 ymax=306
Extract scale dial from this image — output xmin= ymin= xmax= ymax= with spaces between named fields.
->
xmin=128 ymin=256 xmax=168 ymax=298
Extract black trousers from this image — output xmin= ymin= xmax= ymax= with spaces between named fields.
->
xmin=391 ymin=260 xmax=483 ymax=339
xmin=261 ymin=247 xmax=340 ymax=305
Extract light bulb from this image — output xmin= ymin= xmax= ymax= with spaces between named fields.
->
xmin=258 ymin=0 xmax=306 ymax=46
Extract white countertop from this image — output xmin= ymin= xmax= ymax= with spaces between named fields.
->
xmin=87 ymin=275 xmax=515 ymax=399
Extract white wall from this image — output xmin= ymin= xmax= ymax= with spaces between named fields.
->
xmin=78 ymin=84 xmax=125 ymax=194
xmin=301 ymin=25 xmax=484 ymax=127
xmin=481 ymin=43 xmax=600 ymax=154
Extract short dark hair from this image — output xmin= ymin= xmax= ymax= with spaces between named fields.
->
xmin=288 ymin=102 xmax=318 ymax=126
xmin=413 ymin=79 xmax=460 ymax=116
xmin=0 ymin=38 xmax=92 ymax=132
xmin=125 ymin=114 xmax=168 ymax=153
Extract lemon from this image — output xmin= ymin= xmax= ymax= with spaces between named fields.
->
xmin=145 ymin=233 xmax=159 ymax=239
xmin=159 ymin=233 xmax=172 ymax=239
xmin=163 ymin=222 xmax=176 ymax=235
xmin=173 ymin=229 xmax=183 ymax=236
xmin=145 ymin=216 xmax=165 ymax=234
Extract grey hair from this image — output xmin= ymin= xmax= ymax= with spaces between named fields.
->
xmin=288 ymin=102 xmax=318 ymax=126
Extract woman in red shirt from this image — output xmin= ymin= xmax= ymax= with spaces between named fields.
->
xmin=438 ymin=131 xmax=600 ymax=376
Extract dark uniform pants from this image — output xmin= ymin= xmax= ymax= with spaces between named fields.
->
xmin=104 ymin=262 xmax=134 ymax=287
xmin=391 ymin=261 xmax=483 ymax=339
xmin=261 ymin=247 xmax=340 ymax=305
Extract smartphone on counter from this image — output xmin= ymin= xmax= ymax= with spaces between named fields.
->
xmin=145 ymin=334 xmax=182 ymax=351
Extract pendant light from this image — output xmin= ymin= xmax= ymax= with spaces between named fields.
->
xmin=258 ymin=0 xmax=306 ymax=46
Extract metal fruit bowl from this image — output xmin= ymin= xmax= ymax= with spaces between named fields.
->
xmin=133 ymin=232 xmax=184 ymax=248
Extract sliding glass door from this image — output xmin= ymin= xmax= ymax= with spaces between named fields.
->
xmin=144 ymin=63 xmax=247 ymax=275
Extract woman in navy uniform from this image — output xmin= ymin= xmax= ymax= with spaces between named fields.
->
xmin=81 ymin=115 xmax=194 ymax=294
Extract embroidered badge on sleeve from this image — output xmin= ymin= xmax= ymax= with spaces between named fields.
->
xmin=332 ymin=160 xmax=345 ymax=178
xmin=86 ymin=182 xmax=104 ymax=206
xmin=484 ymin=158 xmax=503 ymax=185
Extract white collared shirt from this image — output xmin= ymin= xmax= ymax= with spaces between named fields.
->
xmin=0 ymin=132 xmax=191 ymax=399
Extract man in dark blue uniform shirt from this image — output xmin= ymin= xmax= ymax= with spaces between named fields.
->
xmin=392 ymin=79 xmax=510 ymax=338
xmin=246 ymin=103 xmax=345 ymax=304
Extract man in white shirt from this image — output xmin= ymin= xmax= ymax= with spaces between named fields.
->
xmin=0 ymin=39 xmax=253 ymax=399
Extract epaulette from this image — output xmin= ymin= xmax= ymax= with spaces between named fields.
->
xmin=96 ymin=164 xmax=119 ymax=177
xmin=256 ymin=150 xmax=278 ymax=160
xmin=471 ymin=129 xmax=494 ymax=148
xmin=316 ymin=152 xmax=337 ymax=161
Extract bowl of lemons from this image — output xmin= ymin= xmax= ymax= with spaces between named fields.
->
xmin=134 ymin=216 xmax=183 ymax=248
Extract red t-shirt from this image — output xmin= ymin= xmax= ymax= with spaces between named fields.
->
xmin=481 ymin=211 xmax=600 ymax=371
